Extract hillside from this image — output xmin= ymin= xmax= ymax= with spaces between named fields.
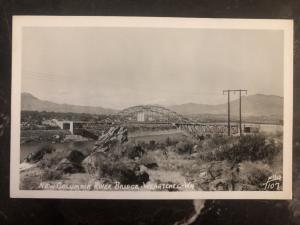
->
xmin=22 ymin=92 xmax=283 ymax=118
xmin=21 ymin=92 xmax=117 ymax=115
xmin=169 ymin=94 xmax=283 ymax=117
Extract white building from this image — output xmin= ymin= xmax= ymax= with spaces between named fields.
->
xmin=53 ymin=119 xmax=74 ymax=134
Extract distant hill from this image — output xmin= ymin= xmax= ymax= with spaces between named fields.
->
xmin=168 ymin=94 xmax=283 ymax=117
xmin=21 ymin=93 xmax=117 ymax=115
xmin=22 ymin=92 xmax=283 ymax=118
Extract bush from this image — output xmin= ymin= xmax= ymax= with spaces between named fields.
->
xmin=99 ymin=159 xmax=149 ymax=185
xmin=211 ymin=135 xmax=231 ymax=146
xmin=202 ymin=135 xmax=235 ymax=150
xmin=149 ymin=140 xmax=156 ymax=150
xmin=199 ymin=134 xmax=280 ymax=163
xmin=198 ymin=144 xmax=231 ymax=161
xmin=125 ymin=145 xmax=144 ymax=159
xmin=139 ymin=153 xmax=158 ymax=169
xmin=239 ymin=161 xmax=273 ymax=189
xmin=111 ymin=142 xmax=145 ymax=160
xmin=67 ymin=150 xmax=86 ymax=164
xmin=38 ymin=153 xmax=61 ymax=169
xmin=24 ymin=144 xmax=56 ymax=163
xmin=229 ymin=135 xmax=279 ymax=163
xmin=176 ymin=140 xmax=194 ymax=154
xmin=56 ymin=158 xmax=85 ymax=174
xmin=165 ymin=137 xmax=178 ymax=146
xmin=137 ymin=140 xmax=147 ymax=149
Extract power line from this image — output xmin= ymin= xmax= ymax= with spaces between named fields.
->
xmin=223 ymin=89 xmax=247 ymax=136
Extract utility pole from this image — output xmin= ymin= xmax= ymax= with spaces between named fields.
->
xmin=223 ymin=89 xmax=247 ymax=136
xmin=237 ymin=89 xmax=247 ymax=135
xmin=223 ymin=90 xmax=232 ymax=136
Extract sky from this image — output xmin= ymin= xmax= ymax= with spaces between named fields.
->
xmin=21 ymin=27 xmax=284 ymax=110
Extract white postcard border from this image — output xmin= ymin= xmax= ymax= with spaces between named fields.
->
xmin=10 ymin=16 xmax=293 ymax=199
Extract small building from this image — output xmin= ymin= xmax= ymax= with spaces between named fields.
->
xmin=243 ymin=124 xmax=260 ymax=133
xmin=53 ymin=119 xmax=74 ymax=134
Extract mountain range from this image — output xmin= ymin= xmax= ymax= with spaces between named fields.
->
xmin=21 ymin=92 xmax=116 ymax=115
xmin=169 ymin=94 xmax=283 ymax=117
xmin=21 ymin=92 xmax=283 ymax=117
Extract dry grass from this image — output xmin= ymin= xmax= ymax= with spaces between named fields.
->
xmin=41 ymin=169 xmax=63 ymax=181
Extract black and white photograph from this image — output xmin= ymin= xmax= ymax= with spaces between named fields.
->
xmin=10 ymin=16 xmax=293 ymax=199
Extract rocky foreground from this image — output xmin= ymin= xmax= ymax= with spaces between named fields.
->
xmin=21 ymin=126 xmax=155 ymax=190
xmin=21 ymin=125 xmax=283 ymax=193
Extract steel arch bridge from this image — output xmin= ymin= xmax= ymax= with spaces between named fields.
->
xmin=118 ymin=105 xmax=187 ymax=123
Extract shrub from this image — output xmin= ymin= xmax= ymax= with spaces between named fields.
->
xmin=38 ymin=154 xmax=60 ymax=169
xmin=67 ymin=150 xmax=86 ymax=164
xmin=198 ymin=144 xmax=231 ymax=161
xmin=238 ymin=161 xmax=273 ymax=189
xmin=99 ymin=159 xmax=149 ymax=185
xmin=231 ymin=135 xmax=279 ymax=163
xmin=211 ymin=135 xmax=230 ymax=146
xmin=176 ymin=140 xmax=194 ymax=154
xmin=113 ymin=142 xmax=144 ymax=159
xmin=165 ymin=137 xmax=172 ymax=146
xmin=103 ymin=141 xmax=147 ymax=162
xmin=204 ymin=135 xmax=235 ymax=149
xmin=25 ymin=144 xmax=56 ymax=163
xmin=139 ymin=153 xmax=158 ymax=169
xmin=198 ymin=134 xmax=280 ymax=163
xmin=137 ymin=140 xmax=146 ymax=148
xmin=165 ymin=137 xmax=178 ymax=146
xmin=149 ymin=140 xmax=156 ymax=150
xmin=127 ymin=145 xmax=145 ymax=159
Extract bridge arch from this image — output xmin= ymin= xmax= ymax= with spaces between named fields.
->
xmin=118 ymin=105 xmax=187 ymax=123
